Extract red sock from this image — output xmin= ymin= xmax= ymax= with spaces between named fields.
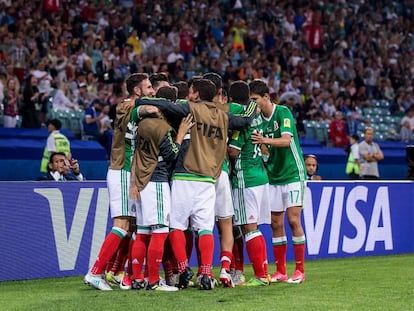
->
xmin=184 ymin=230 xmax=194 ymax=261
xmin=220 ymin=250 xmax=233 ymax=271
xmin=111 ymin=236 xmax=130 ymax=275
xmin=272 ymin=239 xmax=287 ymax=275
xmin=127 ymin=237 xmax=134 ymax=276
xmin=162 ymin=236 xmax=175 ymax=279
xmin=147 ymin=232 xmax=168 ymax=285
xmin=258 ymin=234 xmax=268 ymax=275
xmin=168 ymin=229 xmax=188 ymax=272
xmin=131 ymin=233 xmax=149 ymax=280
xmin=245 ymin=231 xmax=266 ymax=279
xmin=195 ymin=235 xmax=201 ymax=274
xmin=293 ymin=241 xmax=305 ymax=273
xmin=105 ymin=252 xmax=117 ymax=273
xmin=198 ymin=231 xmax=214 ymax=277
xmin=91 ymin=227 xmax=126 ymax=275
xmin=233 ymin=234 xmax=244 ymax=272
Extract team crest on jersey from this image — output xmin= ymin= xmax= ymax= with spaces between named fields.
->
xmin=273 ymin=121 xmax=279 ymax=131
xmin=283 ymin=118 xmax=291 ymax=128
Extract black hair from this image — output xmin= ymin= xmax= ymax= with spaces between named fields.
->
xmin=172 ymin=81 xmax=189 ymax=99
xmin=229 ymin=80 xmax=250 ymax=105
xmin=149 ymin=72 xmax=170 ymax=88
xmin=191 ymin=79 xmax=216 ymax=101
xmin=125 ymin=73 xmax=149 ymax=95
xmin=203 ymin=72 xmax=222 ymax=94
xmin=156 ymin=85 xmax=178 ymax=102
xmin=249 ymin=79 xmax=269 ymax=97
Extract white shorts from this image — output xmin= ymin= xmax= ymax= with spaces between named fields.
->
xmin=233 ymin=184 xmax=271 ymax=225
xmin=269 ymin=181 xmax=305 ymax=212
xmin=107 ymin=168 xmax=136 ymax=218
xmin=170 ymin=179 xmax=216 ymax=232
xmin=214 ymin=171 xmax=234 ymax=219
xmin=136 ymin=181 xmax=171 ymax=227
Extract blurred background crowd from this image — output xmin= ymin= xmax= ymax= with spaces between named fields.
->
xmin=0 ymin=0 xmax=413 ymax=149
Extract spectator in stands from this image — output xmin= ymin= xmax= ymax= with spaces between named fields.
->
xmin=95 ymin=48 xmax=113 ymax=84
xmin=21 ymin=74 xmax=41 ymax=128
xmin=345 ymin=111 xmax=359 ymax=137
xmin=359 ymin=127 xmax=384 ymax=180
xmin=40 ymin=118 xmax=71 ymax=173
xmin=304 ymin=154 xmax=321 ymax=180
xmin=32 ymin=57 xmax=53 ymax=125
xmin=346 ymin=134 xmax=360 ymax=180
xmin=82 ymin=98 xmax=112 ymax=156
xmin=52 ymin=82 xmax=79 ymax=111
xmin=400 ymin=106 xmax=414 ymax=142
xmin=329 ymin=111 xmax=348 ymax=150
xmin=2 ymin=77 xmax=20 ymax=128
xmin=37 ymin=151 xmax=84 ymax=181
xmin=7 ymin=36 xmax=31 ymax=85
xmin=76 ymin=82 xmax=95 ymax=110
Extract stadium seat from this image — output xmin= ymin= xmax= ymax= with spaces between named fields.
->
xmin=303 ymin=120 xmax=316 ymax=139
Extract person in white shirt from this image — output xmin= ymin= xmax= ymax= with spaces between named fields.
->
xmin=400 ymin=106 xmax=414 ymax=142
xmin=52 ymin=82 xmax=79 ymax=111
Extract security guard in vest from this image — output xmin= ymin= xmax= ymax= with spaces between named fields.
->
xmin=40 ymin=119 xmax=71 ymax=173
xmin=346 ymin=134 xmax=360 ymax=179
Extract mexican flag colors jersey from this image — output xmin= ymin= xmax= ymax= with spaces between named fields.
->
xmin=262 ymin=104 xmax=306 ymax=185
xmin=229 ymin=112 xmax=269 ymax=188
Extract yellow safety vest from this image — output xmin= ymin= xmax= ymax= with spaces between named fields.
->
xmin=346 ymin=150 xmax=360 ymax=175
xmin=40 ymin=132 xmax=70 ymax=173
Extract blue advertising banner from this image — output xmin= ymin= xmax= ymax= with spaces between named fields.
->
xmin=0 ymin=181 xmax=413 ymax=282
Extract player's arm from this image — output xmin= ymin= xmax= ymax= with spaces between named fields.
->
xmin=159 ymin=115 xmax=194 ymax=162
xmin=228 ymin=129 xmax=246 ymax=159
xmin=251 ymin=131 xmax=292 ymax=147
xmin=135 ymin=97 xmax=190 ymax=118
xmin=228 ymin=100 xmax=257 ymax=130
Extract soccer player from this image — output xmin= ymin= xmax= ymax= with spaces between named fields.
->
xmin=203 ymin=72 xmax=240 ymax=288
xmin=136 ymin=78 xmax=257 ymax=290
xmin=149 ymin=72 xmax=170 ymax=92
xmin=228 ymin=80 xmax=271 ymax=286
xmin=128 ymin=111 xmax=193 ymax=291
xmin=249 ymin=79 xmax=307 ymax=284
xmin=84 ymin=73 xmax=157 ymax=290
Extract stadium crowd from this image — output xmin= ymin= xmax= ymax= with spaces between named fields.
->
xmin=0 ymin=0 xmax=413 ymax=144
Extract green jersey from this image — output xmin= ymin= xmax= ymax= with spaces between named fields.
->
xmin=222 ymin=102 xmax=245 ymax=174
xmin=262 ymin=104 xmax=306 ymax=185
xmin=123 ymin=106 xmax=140 ymax=172
xmin=229 ymin=112 xmax=269 ymax=188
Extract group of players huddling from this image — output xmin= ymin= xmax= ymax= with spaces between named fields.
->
xmin=83 ymin=71 xmax=306 ymax=291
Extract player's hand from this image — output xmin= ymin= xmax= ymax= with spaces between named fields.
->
xmin=251 ymin=130 xmax=264 ymax=144
xmin=179 ymin=114 xmax=194 ymax=133
xmin=176 ymin=114 xmax=194 ymax=144
xmin=129 ymin=185 xmax=141 ymax=201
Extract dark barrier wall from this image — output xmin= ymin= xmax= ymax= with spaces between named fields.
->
xmin=0 ymin=181 xmax=413 ymax=281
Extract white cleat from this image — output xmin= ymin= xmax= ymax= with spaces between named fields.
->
xmin=84 ymin=272 xmax=112 ymax=290
xmin=146 ymin=279 xmax=179 ymax=291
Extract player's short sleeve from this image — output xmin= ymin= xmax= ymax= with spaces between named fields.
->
xmin=229 ymin=129 xmax=246 ymax=150
xmin=279 ymin=106 xmax=295 ymax=136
